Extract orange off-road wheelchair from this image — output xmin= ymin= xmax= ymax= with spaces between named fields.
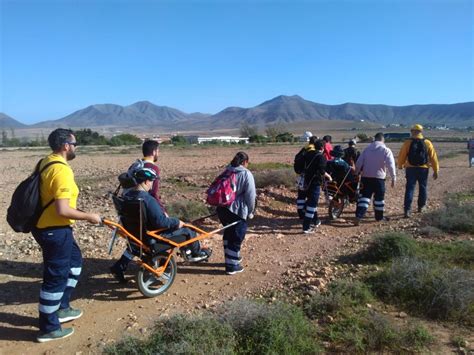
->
xmin=102 ymin=194 xmax=237 ymax=298
xmin=324 ymin=171 xmax=360 ymax=220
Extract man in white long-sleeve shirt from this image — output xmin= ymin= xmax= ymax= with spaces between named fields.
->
xmin=354 ymin=132 xmax=396 ymax=225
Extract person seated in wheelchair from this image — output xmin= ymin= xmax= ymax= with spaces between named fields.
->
xmin=110 ymin=168 xmax=211 ymax=283
xmin=326 ymin=145 xmax=357 ymax=200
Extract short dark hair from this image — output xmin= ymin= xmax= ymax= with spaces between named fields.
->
xmin=48 ymin=128 xmax=74 ymax=151
xmin=230 ymin=151 xmax=249 ymax=167
xmin=322 ymin=135 xmax=332 ymax=143
xmin=142 ymin=140 xmax=159 ymax=156
xmin=374 ymin=132 xmax=384 ymax=141
xmin=309 ymin=136 xmax=318 ymax=145
xmin=314 ymin=139 xmax=324 ymax=151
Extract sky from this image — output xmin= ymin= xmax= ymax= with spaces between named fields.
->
xmin=0 ymin=0 xmax=473 ymax=124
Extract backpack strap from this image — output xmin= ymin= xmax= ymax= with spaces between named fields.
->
xmin=37 ymin=159 xmax=68 ymax=210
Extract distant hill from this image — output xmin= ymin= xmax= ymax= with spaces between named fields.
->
xmin=33 ymin=101 xmax=211 ymax=128
xmin=5 ymin=96 xmax=474 ymax=129
xmin=210 ymin=95 xmax=474 ymax=127
xmin=0 ymin=113 xmax=27 ymax=129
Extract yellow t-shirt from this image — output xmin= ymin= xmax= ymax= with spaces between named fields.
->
xmin=36 ymin=153 xmax=79 ymax=228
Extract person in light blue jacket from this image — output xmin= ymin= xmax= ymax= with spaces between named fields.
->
xmin=216 ymin=152 xmax=256 ymax=275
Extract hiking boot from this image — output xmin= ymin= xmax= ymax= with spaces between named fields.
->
xmin=418 ymin=206 xmax=427 ymax=213
xmin=353 ymin=217 xmax=361 ymax=226
xmin=226 ymin=265 xmax=244 ymax=275
xmin=404 ymin=210 xmax=411 ymax=219
xmin=37 ymin=328 xmax=74 ymax=343
xmin=57 ymin=307 xmax=83 ymax=323
xmin=312 ymin=219 xmax=322 ymax=228
xmin=110 ymin=265 xmax=127 ymax=284
xmin=303 ymin=227 xmax=314 ymax=234
xmin=188 ymin=248 xmax=212 ymax=263
xmin=377 ymin=216 xmax=391 ymax=222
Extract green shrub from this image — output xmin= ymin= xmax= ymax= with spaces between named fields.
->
xmin=367 ymin=257 xmax=474 ymax=324
xmin=105 ymin=337 xmax=145 ymax=355
xmin=418 ymin=240 xmax=474 ymax=270
xmin=304 ymin=280 xmax=373 ymax=319
xmin=108 ymin=134 xmax=142 ymax=146
xmin=219 ymin=299 xmax=320 ymax=354
xmin=355 ymin=232 xmax=418 ymax=264
xmin=106 ymin=315 xmax=236 ymax=355
xmin=326 ymin=311 xmax=433 ymax=353
xmin=418 ymin=226 xmax=445 ymax=238
xmin=424 ymin=201 xmax=474 ymax=234
xmin=166 ymin=200 xmax=211 ymax=222
xmin=401 ymin=324 xmax=434 ymax=350
xmin=254 ymin=169 xmax=295 ymax=188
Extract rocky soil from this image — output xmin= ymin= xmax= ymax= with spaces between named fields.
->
xmin=0 ymin=142 xmax=472 ymax=354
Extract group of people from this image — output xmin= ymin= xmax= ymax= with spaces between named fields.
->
xmin=25 ymin=124 xmax=443 ymax=342
xmin=295 ymin=124 xmax=440 ymax=232
xmin=30 ymin=128 xmax=256 ymax=342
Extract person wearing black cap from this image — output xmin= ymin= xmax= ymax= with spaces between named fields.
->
xmin=327 ymin=145 xmax=354 ymax=184
xmin=343 ymin=139 xmax=360 ymax=166
xmin=110 ymin=167 xmax=211 ymax=283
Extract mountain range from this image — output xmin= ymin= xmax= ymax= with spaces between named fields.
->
xmin=2 ymin=95 xmax=473 ymax=129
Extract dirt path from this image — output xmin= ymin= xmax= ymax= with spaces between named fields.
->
xmin=0 ymin=145 xmax=472 ymax=354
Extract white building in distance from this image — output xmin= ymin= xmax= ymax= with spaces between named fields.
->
xmin=197 ymin=136 xmax=249 ymax=144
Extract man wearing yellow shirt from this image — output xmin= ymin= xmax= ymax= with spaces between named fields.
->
xmin=397 ymin=124 xmax=439 ymax=218
xmin=33 ymin=128 xmax=101 ymax=342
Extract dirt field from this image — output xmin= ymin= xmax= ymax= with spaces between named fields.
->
xmin=0 ymin=142 xmax=472 ymax=354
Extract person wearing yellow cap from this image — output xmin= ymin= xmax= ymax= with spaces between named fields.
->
xmin=397 ymin=124 xmax=439 ymax=218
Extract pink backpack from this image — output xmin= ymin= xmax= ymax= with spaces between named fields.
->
xmin=206 ymin=169 xmax=237 ymax=206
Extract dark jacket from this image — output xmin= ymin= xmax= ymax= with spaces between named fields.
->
xmin=123 ymin=190 xmax=179 ymax=231
xmin=343 ymin=147 xmax=360 ymax=165
xmin=326 ymin=158 xmax=352 ymax=184
xmin=304 ymin=149 xmax=327 ymax=186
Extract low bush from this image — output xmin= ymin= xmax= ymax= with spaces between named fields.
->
xmin=254 ymin=169 xmax=295 ymax=188
xmin=367 ymin=257 xmax=474 ymax=324
xmin=325 ymin=311 xmax=432 ymax=352
xmin=418 ymin=225 xmax=445 ymax=238
xmin=219 ymin=299 xmax=320 ymax=354
xmin=424 ymin=201 xmax=474 ymax=234
xmin=105 ymin=314 xmax=236 ymax=355
xmin=418 ymin=240 xmax=474 ymax=270
xmin=352 ymin=232 xmax=418 ymax=264
xmin=304 ymin=280 xmax=373 ymax=319
xmin=166 ymin=200 xmax=211 ymax=222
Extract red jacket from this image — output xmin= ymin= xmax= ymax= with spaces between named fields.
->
xmin=323 ymin=142 xmax=333 ymax=161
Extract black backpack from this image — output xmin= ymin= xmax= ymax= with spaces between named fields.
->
xmin=7 ymin=159 xmax=66 ymax=233
xmin=294 ymin=148 xmax=306 ymax=174
xmin=407 ymin=138 xmax=428 ymax=166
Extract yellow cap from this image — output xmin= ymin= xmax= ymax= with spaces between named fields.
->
xmin=411 ymin=124 xmax=423 ymax=131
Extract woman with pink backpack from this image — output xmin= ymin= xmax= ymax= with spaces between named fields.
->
xmin=212 ymin=152 xmax=256 ymax=275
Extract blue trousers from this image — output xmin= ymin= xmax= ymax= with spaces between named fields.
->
xmin=404 ymin=167 xmax=429 ymax=212
xmin=216 ymin=207 xmax=247 ymax=272
xmin=32 ymin=226 xmax=82 ymax=333
xmin=356 ymin=177 xmax=386 ymax=221
xmin=299 ymin=185 xmax=321 ymax=230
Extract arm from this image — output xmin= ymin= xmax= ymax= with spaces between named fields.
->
xmin=55 ymin=199 xmax=101 ymax=224
xmin=243 ymin=171 xmax=256 ymax=215
xmin=145 ymin=195 xmax=180 ymax=230
xmin=52 ymin=168 xmax=101 ymax=224
xmin=397 ymin=140 xmax=409 ymax=169
xmin=385 ymin=148 xmax=397 ymax=184
xmin=355 ymin=150 xmax=364 ymax=175
xmin=425 ymin=140 xmax=439 ymax=178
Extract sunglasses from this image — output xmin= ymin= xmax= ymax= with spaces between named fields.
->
xmin=65 ymin=141 xmax=78 ymax=147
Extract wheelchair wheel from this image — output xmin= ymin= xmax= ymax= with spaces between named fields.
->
xmin=137 ymin=254 xmax=177 ymax=297
xmin=329 ymin=197 xmax=346 ymax=220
